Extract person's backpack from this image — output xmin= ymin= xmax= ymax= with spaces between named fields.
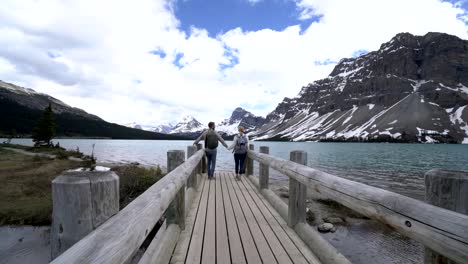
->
xmin=234 ymin=134 xmax=247 ymax=154
xmin=205 ymin=130 xmax=219 ymax=149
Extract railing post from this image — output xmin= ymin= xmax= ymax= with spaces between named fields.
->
xmin=167 ymin=150 xmax=186 ymax=229
xmin=424 ymin=169 xmax=468 ymax=264
xmin=288 ymin=150 xmax=307 ymax=227
xmin=51 ymin=171 xmax=119 ymax=259
xmin=247 ymin=144 xmax=254 ymax=176
xmin=196 ymin=143 xmax=203 ymax=176
xmin=259 ymin=146 xmax=269 ymax=189
xmin=187 ymin=146 xmax=197 ymax=189
xmin=197 ymin=143 xmax=206 ymax=174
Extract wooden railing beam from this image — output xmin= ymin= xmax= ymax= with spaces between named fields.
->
xmin=51 ymin=149 xmax=204 ymax=264
xmin=247 ymin=150 xmax=468 ymax=264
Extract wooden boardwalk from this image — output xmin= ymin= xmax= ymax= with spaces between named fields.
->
xmin=170 ymin=172 xmax=321 ymax=264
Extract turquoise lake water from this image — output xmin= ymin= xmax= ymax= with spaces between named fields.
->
xmin=8 ymin=139 xmax=468 ymax=200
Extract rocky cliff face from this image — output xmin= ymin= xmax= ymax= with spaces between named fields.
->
xmin=252 ymin=32 xmax=468 ymax=143
xmin=217 ymin=107 xmax=266 ymax=135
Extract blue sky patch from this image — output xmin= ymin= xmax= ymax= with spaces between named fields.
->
xmin=133 ymin=79 xmax=142 ymax=84
xmin=149 ymin=48 xmax=167 ymax=58
xmin=220 ymin=45 xmax=239 ymax=70
xmin=173 ymin=53 xmax=185 ymax=69
xmin=47 ymin=51 xmax=60 ymax=59
xmin=314 ymin=59 xmax=337 ymax=66
xmin=352 ymin=49 xmax=369 ymax=57
xmin=174 ymin=0 xmax=320 ymax=36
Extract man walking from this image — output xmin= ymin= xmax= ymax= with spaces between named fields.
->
xmin=194 ymin=122 xmax=228 ymax=180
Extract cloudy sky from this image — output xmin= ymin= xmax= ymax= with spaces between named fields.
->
xmin=1 ymin=0 xmax=467 ymax=126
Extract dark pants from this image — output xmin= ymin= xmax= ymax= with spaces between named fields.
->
xmin=234 ymin=153 xmax=247 ymax=174
xmin=205 ymin=149 xmax=217 ymax=178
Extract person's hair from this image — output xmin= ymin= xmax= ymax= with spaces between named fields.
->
xmin=208 ymin=122 xmax=215 ymax=129
xmin=238 ymin=126 xmax=245 ymax=133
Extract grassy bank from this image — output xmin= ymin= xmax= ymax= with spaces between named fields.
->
xmin=0 ymin=147 xmax=90 ymax=225
xmin=0 ymin=144 xmax=165 ymax=225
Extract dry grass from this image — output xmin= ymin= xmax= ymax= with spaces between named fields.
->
xmin=0 ymin=148 xmax=87 ymax=225
xmin=111 ymin=164 xmax=164 ymax=209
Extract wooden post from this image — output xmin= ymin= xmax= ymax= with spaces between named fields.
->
xmin=167 ymin=150 xmax=186 ymax=230
xmin=425 ymin=169 xmax=468 ymax=264
xmin=197 ymin=143 xmax=206 ymax=174
xmin=259 ymin=146 xmax=269 ymax=189
xmin=187 ymin=146 xmax=197 ymax=189
xmin=288 ymin=150 xmax=307 ymax=227
xmin=51 ymin=171 xmax=119 ymax=259
xmin=246 ymin=144 xmax=254 ymax=176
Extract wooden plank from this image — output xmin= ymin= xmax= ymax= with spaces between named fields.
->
xmin=227 ymin=173 xmax=277 ymax=264
xmin=138 ymin=223 xmax=180 ymax=264
xmin=246 ymin=175 xmax=348 ymax=264
xmin=220 ymin=172 xmax=247 ymax=264
xmin=215 ymin=173 xmax=231 ymax=264
xmin=224 ymin=172 xmax=262 ymax=264
xmin=201 ymin=177 xmax=216 ymax=263
xmin=51 ymin=150 xmax=204 ymax=264
xmin=248 ymin=151 xmax=468 ymax=264
xmin=185 ymin=175 xmax=210 ymax=264
xmin=234 ymin=174 xmax=293 ymax=264
xmin=170 ymin=177 xmax=207 ymax=264
xmin=240 ymin=177 xmax=314 ymax=264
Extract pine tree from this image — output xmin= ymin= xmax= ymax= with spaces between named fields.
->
xmin=32 ymin=103 xmax=56 ymax=147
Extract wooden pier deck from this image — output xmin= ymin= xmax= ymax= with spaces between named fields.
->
xmin=170 ymin=172 xmax=320 ymax=264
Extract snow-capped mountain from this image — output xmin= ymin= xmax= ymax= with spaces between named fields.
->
xmin=123 ymin=122 xmax=174 ymax=133
xmin=170 ymin=115 xmax=204 ymax=135
xmin=153 ymin=123 xmax=174 ymax=134
xmin=124 ymin=122 xmax=143 ymax=130
xmin=217 ymin=107 xmax=266 ymax=136
xmin=252 ymin=32 xmax=468 ymax=143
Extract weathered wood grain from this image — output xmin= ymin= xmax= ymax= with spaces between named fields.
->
xmin=220 ymin=172 xmax=246 ymax=264
xmin=248 ymin=150 xmax=468 ymax=264
xmin=288 ymin=151 xmax=307 ymax=228
xmin=215 ymin=173 xmax=231 ymax=264
xmin=225 ymin=172 xmax=262 ymax=264
xmin=425 ymin=169 xmax=468 ymax=264
xmin=246 ymin=174 xmax=347 ymax=264
xmin=167 ymin=150 xmax=186 ymax=230
xmin=228 ymin=173 xmax=277 ymax=263
xmin=51 ymin=150 xmax=204 ymax=264
xmin=138 ymin=222 xmax=180 ymax=264
xmin=201 ymin=178 xmax=216 ymax=263
xmin=246 ymin=145 xmax=254 ymax=176
xmin=259 ymin=146 xmax=269 ymax=189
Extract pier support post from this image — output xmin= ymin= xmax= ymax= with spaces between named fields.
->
xmin=187 ymin=146 xmax=197 ymax=189
xmin=51 ymin=171 xmax=119 ymax=259
xmin=196 ymin=144 xmax=206 ymax=174
xmin=196 ymin=143 xmax=203 ymax=176
xmin=288 ymin=150 xmax=307 ymax=227
xmin=167 ymin=150 xmax=186 ymax=230
xmin=425 ymin=169 xmax=468 ymax=264
xmin=247 ymin=144 xmax=254 ymax=176
xmin=259 ymin=146 xmax=269 ymax=189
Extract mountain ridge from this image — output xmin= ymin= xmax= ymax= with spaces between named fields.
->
xmin=251 ymin=32 xmax=468 ymax=143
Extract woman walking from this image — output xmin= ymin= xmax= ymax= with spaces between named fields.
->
xmin=228 ymin=126 xmax=249 ymax=180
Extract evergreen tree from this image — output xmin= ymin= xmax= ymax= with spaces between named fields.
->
xmin=32 ymin=104 xmax=56 ymax=147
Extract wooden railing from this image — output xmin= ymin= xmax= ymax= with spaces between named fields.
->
xmin=246 ymin=146 xmax=468 ymax=264
xmin=51 ymin=146 xmax=204 ymax=264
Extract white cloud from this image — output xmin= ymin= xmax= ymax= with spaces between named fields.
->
xmin=0 ymin=0 xmax=467 ymax=127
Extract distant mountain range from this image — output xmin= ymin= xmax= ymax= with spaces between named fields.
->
xmin=250 ymin=32 xmax=468 ymax=143
xmin=3 ymin=32 xmax=467 ymax=143
xmin=124 ymin=108 xmax=267 ymax=139
xmin=0 ymin=80 xmax=185 ymax=140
